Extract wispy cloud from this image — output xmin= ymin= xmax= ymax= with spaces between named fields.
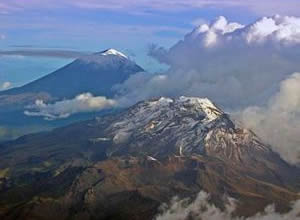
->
xmin=0 ymin=49 xmax=89 ymax=59
xmin=1 ymin=0 xmax=300 ymax=15
xmin=240 ymin=73 xmax=300 ymax=164
xmin=25 ymin=93 xmax=117 ymax=120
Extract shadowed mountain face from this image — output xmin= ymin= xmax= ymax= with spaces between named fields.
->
xmin=0 ymin=97 xmax=299 ymax=220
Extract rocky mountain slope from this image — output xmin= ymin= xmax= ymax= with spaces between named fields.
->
xmin=0 ymin=96 xmax=299 ymax=220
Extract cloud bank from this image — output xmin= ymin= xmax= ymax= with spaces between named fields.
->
xmin=24 ymin=93 xmax=117 ymax=120
xmin=155 ymin=191 xmax=300 ymax=220
xmin=239 ymin=73 xmax=300 ymax=164
xmin=147 ymin=15 xmax=300 ymax=109
xmin=0 ymin=49 xmax=89 ymax=59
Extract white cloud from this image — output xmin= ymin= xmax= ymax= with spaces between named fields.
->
xmin=146 ymin=15 xmax=300 ymax=109
xmin=245 ymin=15 xmax=300 ymax=45
xmin=239 ymin=73 xmax=300 ymax=164
xmin=0 ymin=81 xmax=12 ymax=90
xmin=24 ymin=93 xmax=117 ymax=120
xmin=113 ymin=72 xmax=170 ymax=107
xmin=184 ymin=15 xmax=300 ymax=47
xmin=160 ymin=14 xmax=300 ymax=51
xmin=155 ymin=191 xmax=300 ymax=220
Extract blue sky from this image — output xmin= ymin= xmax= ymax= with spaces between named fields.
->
xmin=0 ymin=0 xmax=299 ymax=87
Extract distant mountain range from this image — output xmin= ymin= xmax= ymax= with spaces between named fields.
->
xmin=0 ymin=96 xmax=299 ymax=220
xmin=0 ymin=49 xmax=144 ymax=141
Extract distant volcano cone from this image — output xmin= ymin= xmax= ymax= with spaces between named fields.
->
xmin=0 ymin=48 xmax=144 ymax=99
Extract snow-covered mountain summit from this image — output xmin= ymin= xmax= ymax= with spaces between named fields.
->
xmin=78 ymin=48 xmax=135 ymax=67
xmin=130 ymin=96 xmax=224 ymax=123
xmin=100 ymin=48 xmax=128 ymax=58
xmin=97 ymin=96 xmax=274 ymax=163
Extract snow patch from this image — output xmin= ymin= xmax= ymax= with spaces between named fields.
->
xmin=101 ymin=49 xmax=128 ymax=59
xmin=178 ymin=96 xmax=223 ymax=121
xmin=147 ymin=156 xmax=158 ymax=161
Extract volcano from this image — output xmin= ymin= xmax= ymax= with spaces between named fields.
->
xmin=0 ymin=96 xmax=299 ymax=220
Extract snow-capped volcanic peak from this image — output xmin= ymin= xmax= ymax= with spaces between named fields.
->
xmin=108 ymin=96 xmax=236 ymax=157
xmin=177 ymin=96 xmax=223 ymax=121
xmin=79 ymin=48 xmax=137 ymax=67
xmin=135 ymin=96 xmax=224 ymax=124
xmin=106 ymin=96 xmax=276 ymax=161
xmin=101 ymin=49 xmax=128 ymax=59
xmin=145 ymin=96 xmax=224 ymax=122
